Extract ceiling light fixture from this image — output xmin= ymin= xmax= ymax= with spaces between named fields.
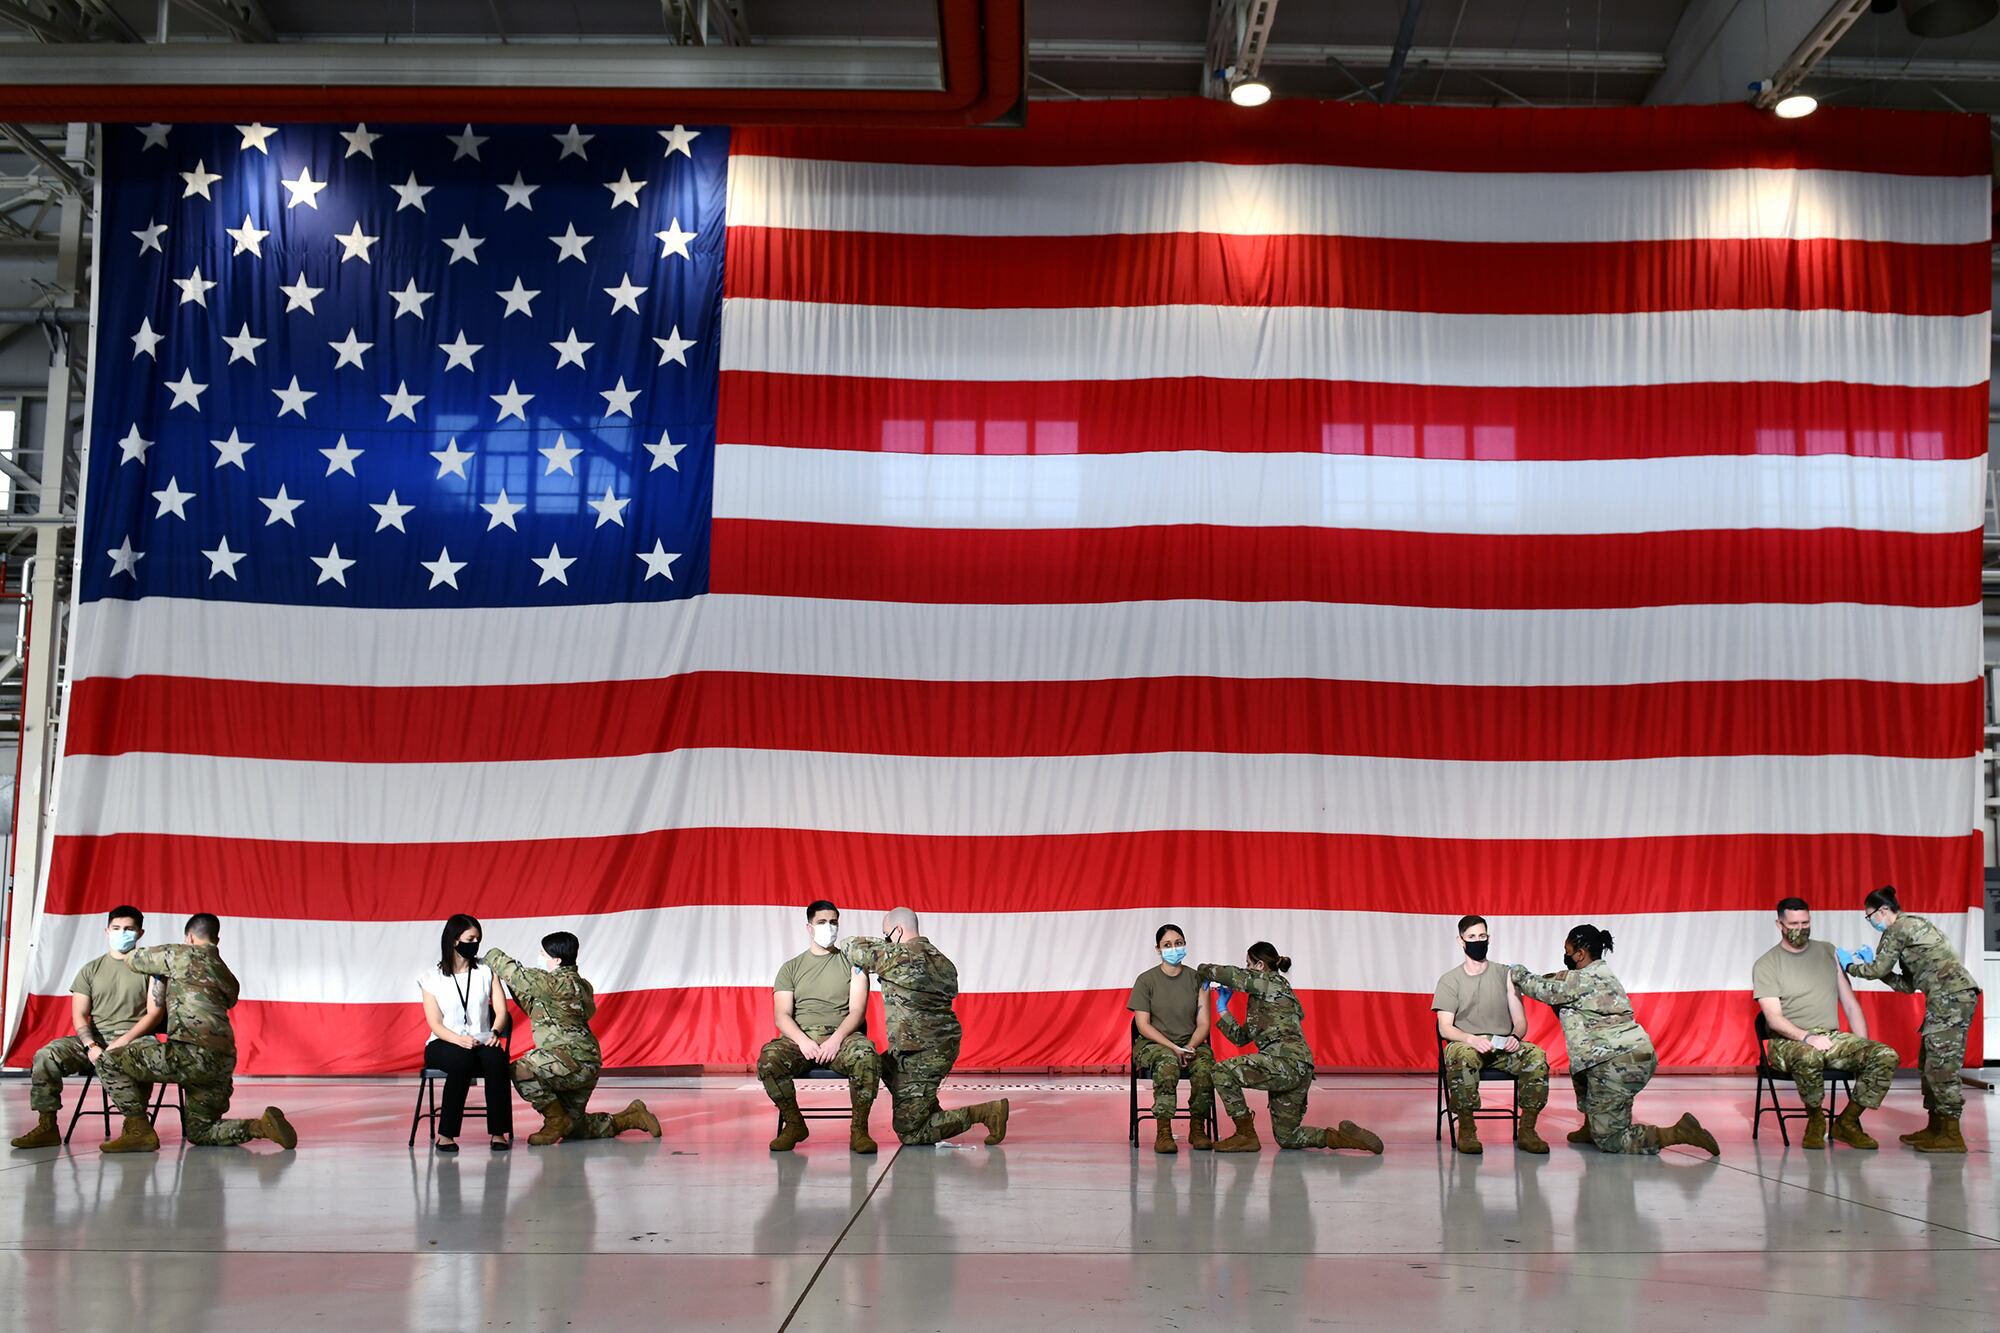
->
xmin=1773 ymin=93 xmax=1819 ymax=119
xmin=1229 ymin=78 xmax=1272 ymax=108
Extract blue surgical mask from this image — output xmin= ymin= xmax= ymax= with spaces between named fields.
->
xmin=1867 ymin=915 xmax=1888 ymax=934
xmin=1161 ymin=946 xmax=1188 ymax=967
xmin=108 ymin=929 xmax=138 ymax=953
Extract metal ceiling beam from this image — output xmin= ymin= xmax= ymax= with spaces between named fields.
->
xmin=169 ymin=0 xmax=275 ymax=43
xmin=0 ymin=124 xmax=81 ymax=197
xmin=1201 ymin=1 xmax=1281 ymax=100
xmin=1647 ymin=0 xmax=1848 ymax=105
xmin=1017 ymin=39 xmax=1667 ymax=75
xmin=1380 ymin=1 xmax=1424 ymax=105
xmin=0 ymin=1 xmax=86 ymax=42
xmin=1755 ymin=0 xmax=1872 ymax=106
xmin=0 ymin=42 xmax=941 ymax=91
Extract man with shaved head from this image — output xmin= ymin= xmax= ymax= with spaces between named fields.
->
xmin=840 ymin=907 xmax=1009 ymax=1147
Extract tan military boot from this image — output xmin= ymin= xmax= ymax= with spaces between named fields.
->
xmin=769 ymin=1100 xmax=809 ymax=1152
xmin=1655 ymin=1112 xmax=1720 ymax=1157
xmin=252 ymin=1107 xmax=298 ymax=1149
xmin=1213 ymin=1112 xmax=1261 ymax=1153
xmin=1453 ymin=1112 xmax=1482 ymax=1154
xmin=1911 ymin=1116 xmax=1967 ymax=1154
xmin=612 ymin=1100 xmax=660 ymax=1138
xmin=101 ymin=1115 xmax=160 ymax=1154
xmin=1515 ymin=1108 xmax=1549 ymax=1154
xmin=1187 ymin=1113 xmax=1215 ymax=1151
xmin=527 ymin=1104 xmax=573 ymax=1146
xmin=1567 ymin=1121 xmax=1594 ymax=1146
xmin=1829 ymin=1103 xmax=1877 ymax=1150
xmin=1324 ymin=1120 xmax=1383 ymax=1154
xmin=9 ymin=1111 xmax=59 ymax=1150
xmin=1154 ymin=1120 xmax=1177 ymax=1155
xmin=849 ymin=1101 xmax=877 ymax=1155
xmin=1801 ymin=1108 xmax=1827 ymax=1149
xmin=1899 ymin=1110 xmax=1939 ymax=1145
xmin=970 ymin=1098 xmax=1010 ymax=1146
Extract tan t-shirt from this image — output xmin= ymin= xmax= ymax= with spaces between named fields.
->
xmin=774 ymin=949 xmax=857 ymax=1038
xmin=70 ymin=954 xmax=153 ymax=1042
xmin=1128 ymin=964 xmax=1202 ymax=1046
xmin=1432 ymin=963 xmax=1513 ymax=1038
xmin=1751 ymin=940 xmax=1842 ymax=1032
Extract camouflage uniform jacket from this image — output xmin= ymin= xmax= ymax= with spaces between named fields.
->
xmin=1846 ymin=913 xmax=1980 ymax=998
xmin=126 ymin=944 xmax=239 ymax=1060
xmin=1196 ymin=963 xmax=1312 ymax=1064
xmin=840 ymin=937 xmax=960 ymax=1052
xmin=1508 ymin=959 xmax=1652 ymax=1072
xmin=484 ymin=949 xmax=601 ymax=1063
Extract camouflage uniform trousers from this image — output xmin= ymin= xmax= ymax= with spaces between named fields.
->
xmin=757 ymin=1031 xmax=881 ymax=1109
xmin=1441 ymin=1040 xmax=1550 ymax=1114
xmin=512 ymin=1048 xmax=618 ymax=1140
xmin=1572 ymin=1050 xmax=1669 ymax=1154
xmin=1133 ymin=1037 xmax=1216 ymax=1122
xmin=881 ymin=1036 xmax=978 ymax=1145
xmin=98 ymin=1042 xmax=255 ymax=1146
xmin=29 ymin=1036 xmax=139 ymax=1114
xmin=1763 ymin=1030 xmax=1896 ymax=1111
xmin=1917 ymin=990 xmax=1979 ymax=1118
xmin=1212 ymin=1050 xmax=1322 ymax=1149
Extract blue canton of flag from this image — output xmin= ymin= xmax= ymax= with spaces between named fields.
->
xmin=82 ymin=120 xmax=725 ymax=608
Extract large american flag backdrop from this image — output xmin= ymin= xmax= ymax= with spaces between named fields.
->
xmin=3 ymin=102 xmax=1988 ymax=1076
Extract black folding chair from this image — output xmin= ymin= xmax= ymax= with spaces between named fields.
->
xmin=1128 ymin=1018 xmax=1218 ymax=1145
xmin=1752 ymin=1011 xmax=1854 ymax=1145
xmin=1433 ymin=1030 xmax=1521 ymax=1142
xmin=62 ymin=1065 xmax=178 ymax=1145
xmin=409 ymin=1026 xmax=513 ymax=1147
xmin=776 ymin=1026 xmax=879 ymax=1133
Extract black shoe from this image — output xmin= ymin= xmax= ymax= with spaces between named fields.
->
xmin=490 ymin=1136 xmax=512 ymax=1152
xmin=435 ymin=1138 xmax=459 ymax=1154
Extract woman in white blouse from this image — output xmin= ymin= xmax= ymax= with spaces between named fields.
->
xmin=419 ymin=913 xmax=513 ymax=1151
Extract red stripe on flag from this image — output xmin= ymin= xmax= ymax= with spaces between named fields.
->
xmin=711 ymin=522 xmax=1982 ymax=609
xmin=41 ymin=830 xmax=1982 ymax=923
xmin=716 ymin=373 xmax=1988 ymax=462
xmin=65 ymin=675 xmax=1982 ymax=764
xmin=726 ymin=229 xmax=1990 ymax=317
xmin=730 ymin=102 xmax=1990 ymax=176
xmin=6 ymin=987 xmax=1967 ymax=1075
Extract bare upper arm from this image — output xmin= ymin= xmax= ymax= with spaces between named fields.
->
xmin=1435 ymin=1009 xmax=1455 ymax=1036
xmin=774 ymin=990 xmax=795 ymax=1021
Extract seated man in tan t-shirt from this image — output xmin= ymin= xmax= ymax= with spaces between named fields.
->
xmin=1432 ymin=914 xmax=1549 ymax=1155
xmin=758 ymin=900 xmax=882 ymax=1154
xmin=1752 ymin=896 xmax=1897 ymax=1149
xmin=11 ymin=904 xmax=166 ymax=1150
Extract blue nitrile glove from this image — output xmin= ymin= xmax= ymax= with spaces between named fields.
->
xmin=1852 ymin=946 xmax=1875 ymax=966
xmin=1213 ymin=984 xmax=1233 ymax=1013
xmin=1835 ymin=947 xmax=1855 ymax=969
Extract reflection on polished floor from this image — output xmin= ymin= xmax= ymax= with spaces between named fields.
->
xmin=1 ymin=1074 xmax=1994 ymax=1331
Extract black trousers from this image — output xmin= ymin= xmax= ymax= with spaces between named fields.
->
xmin=424 ymin=1039 xmax=515 ymax=1137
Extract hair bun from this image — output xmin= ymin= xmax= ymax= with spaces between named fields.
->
xmin=1276 ymin=954 xmax=1293 ymax=973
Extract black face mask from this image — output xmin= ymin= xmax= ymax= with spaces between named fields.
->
xmin=1462 ymin=940 xmax=1489 ymax=961
xmin=455 ymin=940 xmax=479 ymax=962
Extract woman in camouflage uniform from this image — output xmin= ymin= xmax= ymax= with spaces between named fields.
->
xmin=1196 ymin=942 xmax=1382 ymax=1154
xmin=1509 ymin=925 xmax=1719 ymax=1158
xmin=1843 ymin=886 xmax=1983 ymax=1153
xmin=485 ymin=933 xmax=661 ymax=1146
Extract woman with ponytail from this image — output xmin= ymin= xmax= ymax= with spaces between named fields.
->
xmin=1509 ymin=925 xmax=1719 ymax=1159
xmin=1843 ymin=886 xmax=1982 ymax=1153
xmin=1194 ymin=941 xmax=1382 ymax=1154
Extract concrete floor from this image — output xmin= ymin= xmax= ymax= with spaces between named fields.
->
xmin=1 ymin=1073 xmax=1994 ymax=1332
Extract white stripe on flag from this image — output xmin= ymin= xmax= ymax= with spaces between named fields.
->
xmin=55 ymin=750 xmax=1976 ymax=842
xmin=718 ymin=300 xmax=1988 ymax=389
xmin=70 ymin=597 xmax=1980 ymax=689
xmin=724 ymin=157 xmax=1989 ymax=245
xmin=23 ymin=907 xmax=1984 ymax=1005
xmin=715 ymin=446 xmax=1987 ymax=536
